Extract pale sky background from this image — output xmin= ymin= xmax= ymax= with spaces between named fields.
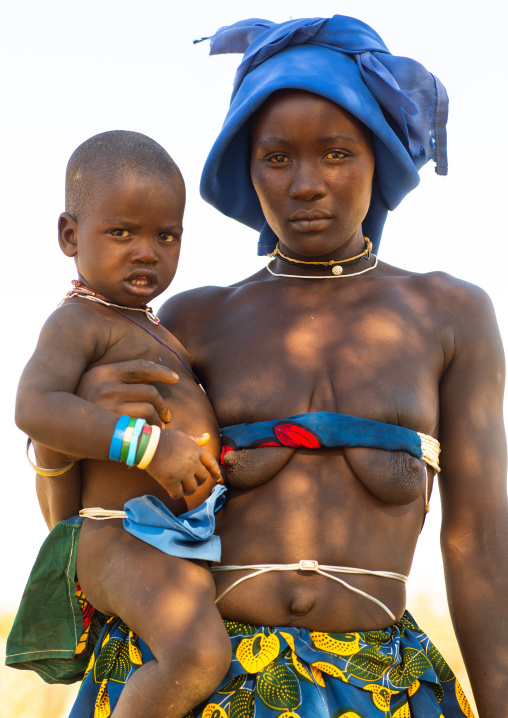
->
xmin=0 ymin=0 xmax=507 ymax=614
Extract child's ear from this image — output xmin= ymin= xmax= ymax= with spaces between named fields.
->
xmin=58 ymin=212 xmax=78 ymax=257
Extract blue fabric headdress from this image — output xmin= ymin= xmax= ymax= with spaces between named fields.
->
xmin=198 ymin=15 xmax=448 ymax=255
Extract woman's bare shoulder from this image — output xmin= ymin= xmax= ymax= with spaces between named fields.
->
xmin=379 ymin=260 xmax=494 ymax=309
xmin=158 ymin=271 xmax=269 ymax=326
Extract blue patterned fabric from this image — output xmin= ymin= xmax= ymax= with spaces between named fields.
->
xmin=69 ymin=612 xmax=475 ymax=717
xmin=199 ymin=15 xmax=448 ymax=255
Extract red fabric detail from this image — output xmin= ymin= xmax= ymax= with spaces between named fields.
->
xmin=221 ymin=446 xmax=233 ymax=464
xmin=75 ymin=583 xmax=94 ymax=629
xmin=274 ymin=423 xmax=320 ymax=448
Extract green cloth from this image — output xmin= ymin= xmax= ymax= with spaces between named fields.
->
xmin=6 ymin=516 xmax=93 ymax=684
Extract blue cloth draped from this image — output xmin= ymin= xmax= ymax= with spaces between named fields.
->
xmin=221 ymin=411 xmax=425 ymax=458
xmin=198 ymin=15 xmax=448 ymax=255
xmin=123 ymin=484 xmax=227 ymax=562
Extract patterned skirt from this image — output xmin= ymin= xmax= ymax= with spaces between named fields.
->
xmin=69 ymin=611 xmax=475 ymax=718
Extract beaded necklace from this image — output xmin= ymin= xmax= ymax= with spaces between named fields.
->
xmin=268 ymin=238 xmax=372 ymax=276
xmin=66 ymin=280 xmax=161 ymax=324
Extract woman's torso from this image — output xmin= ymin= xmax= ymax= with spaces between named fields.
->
xmin=165 ymin=263 xmax=455 ymax=631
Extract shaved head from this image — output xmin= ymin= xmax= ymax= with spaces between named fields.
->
xmin=65 ymin=130 xmax=184 ymax=220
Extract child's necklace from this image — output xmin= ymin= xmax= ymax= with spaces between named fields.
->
xmin=66 ymin=280 xmax=161 ymax=324
xmin=62 ymin=281 xmax=203 ymax=387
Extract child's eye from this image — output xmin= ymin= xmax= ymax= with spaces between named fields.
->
xmin=324 ymin=150 xmax=347 ymax=160
xmin=158 ymin=233 xmax=177 ymax=243
xmin=110 ymin=229 xmax=131 ymax=238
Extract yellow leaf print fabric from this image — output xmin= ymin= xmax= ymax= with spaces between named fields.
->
xmin=69 ymin=611 xmax=475 ymax=718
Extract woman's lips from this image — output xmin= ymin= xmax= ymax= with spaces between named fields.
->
xmin=289 ymin=216 xmax=333 ymax=231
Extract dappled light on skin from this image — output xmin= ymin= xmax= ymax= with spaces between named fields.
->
xmin=219 ymin=270 xmax=442 ymax=434
xmin=216 ymin=449 xmax=423 ymax=631
xmin=192 ymin=258 xmax=506 ymax=644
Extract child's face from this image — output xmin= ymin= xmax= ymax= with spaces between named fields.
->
xmin=62 ymin=172 xmax=184 ymax=306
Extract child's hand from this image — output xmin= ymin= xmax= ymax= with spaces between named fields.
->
xmin=145 ymin=429 xmax=222 ymax=499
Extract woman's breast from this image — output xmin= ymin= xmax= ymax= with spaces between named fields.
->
xmin=224 ymin=444 xmax=429 ymax=504
xmin=216 ymin=448 xmax=426 ymax=567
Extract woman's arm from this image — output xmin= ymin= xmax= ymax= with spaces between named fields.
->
xmin=438 ymin=282 xmax=508 ymax=716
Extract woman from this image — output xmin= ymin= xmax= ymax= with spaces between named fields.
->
xmin=36 ymin=15 xmax=507 ymax=718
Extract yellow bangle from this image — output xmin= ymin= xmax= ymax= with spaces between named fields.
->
xmin=136 ymin=425 xmax=161 ymax=470
xmin=26 ymin=438 xmax=75 ymax=477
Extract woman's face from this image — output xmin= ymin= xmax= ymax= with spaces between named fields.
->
xmin=250 ymin=91 xmax=375 ymax=259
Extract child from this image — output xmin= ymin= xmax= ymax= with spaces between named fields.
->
xmin=13 ymin=130 xmax=231 ymax=718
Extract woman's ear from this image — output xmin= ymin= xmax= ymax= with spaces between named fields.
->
xmin=58 ymin=212 xmax=79 ymax=257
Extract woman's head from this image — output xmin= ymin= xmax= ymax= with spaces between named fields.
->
xmin=250 ymin=90 xmax=375 ymax=259
xmin=199 ymin=15 xmax=448 ymax=256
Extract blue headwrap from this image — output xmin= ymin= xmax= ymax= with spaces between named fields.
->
xmin=198 ymin=15 xmax=448 ymax=255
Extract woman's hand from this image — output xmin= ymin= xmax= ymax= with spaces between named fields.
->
xmin=76 ymin=359 xmax=179 ymax=426
xmin=146 ymin=431 xmax=222 ymax=499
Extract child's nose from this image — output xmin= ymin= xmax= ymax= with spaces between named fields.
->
xmin=131 ymin=237 xmax=158 ymax=263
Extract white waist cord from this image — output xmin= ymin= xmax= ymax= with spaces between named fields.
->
xmin=79 ymin=508 xmax=128 ymax=520
xmin=210 ymin=560 xmax=408 ymax=622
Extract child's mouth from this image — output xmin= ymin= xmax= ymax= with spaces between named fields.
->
xmin=125 ymin=274 xmax=157 ymax=296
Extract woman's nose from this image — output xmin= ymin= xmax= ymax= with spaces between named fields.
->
xmin=289 ymin=162 xmax=326 ymax=201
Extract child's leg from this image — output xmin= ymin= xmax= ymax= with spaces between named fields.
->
xmin=77 ymin=518 xmax=232 ymax=718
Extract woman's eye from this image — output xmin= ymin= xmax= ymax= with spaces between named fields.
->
xmin=268 ymin=154 xmax=290 ymax=163
xmin=110 ymin=229 xmax=130 ymax=238
xmin=324 ymin=150 xmax=346 ymax=160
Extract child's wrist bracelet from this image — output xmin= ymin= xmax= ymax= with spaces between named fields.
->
xmin=134 ymin=427 xmax=152 ymax=464
xmin=126 ymin=419 xmax=148 ymax=466
xmin=109 ymin=416 xmax=160 ymax=470
xmin=109 ymin=415 xmax=132 ymax=461
xmin=26 ymin=438 xmax=75 ymax=476
xmin=136 ymin=425 xmax=161 ymax=470
xmin=120 ymin=420 xmax=138 ymax=462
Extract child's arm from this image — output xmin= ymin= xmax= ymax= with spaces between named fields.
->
xmin=17 ymin=302 xmax=221 ymax=498
xmin=16 ymin=302 xmax=114 ymax=457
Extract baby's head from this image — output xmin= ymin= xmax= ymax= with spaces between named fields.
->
xmin=59 ymin=130 xmax=185 ymax=306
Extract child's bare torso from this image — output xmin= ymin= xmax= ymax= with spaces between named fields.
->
xmin=72 ymin=299 xmax=220 ymax=513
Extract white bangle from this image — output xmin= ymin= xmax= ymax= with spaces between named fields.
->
xmin=136 ymin=426 xmax=161 ymax=470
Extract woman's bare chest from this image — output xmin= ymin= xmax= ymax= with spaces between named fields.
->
xmin=198 ymin=286 xmax=444 ymax=434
